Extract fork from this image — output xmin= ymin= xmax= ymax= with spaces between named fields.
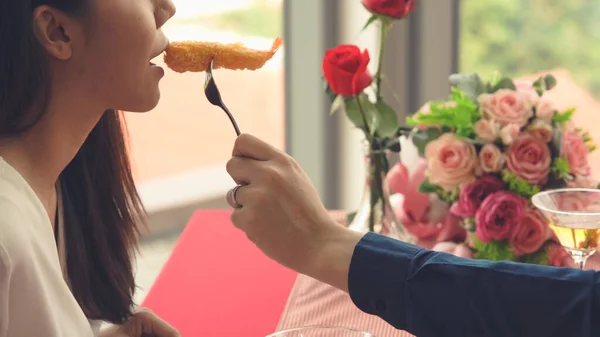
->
xmin=204 ymin=58 xmax=242 ymax=136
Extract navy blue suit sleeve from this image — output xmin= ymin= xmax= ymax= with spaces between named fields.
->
xmin=348 ymin=232 xmax=600 ymax=337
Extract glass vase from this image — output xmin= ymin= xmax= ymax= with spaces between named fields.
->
xmin=348 ymin=145 xmax=412 ymax=242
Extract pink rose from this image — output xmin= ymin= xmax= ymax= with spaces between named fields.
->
xmin=547 ymin=242 xmax=575 ymax=268
xmin=425 ymin=134 xmax=479 ymax=191
xmin=527 ymin=119 xmax=553 ymax=143
xmin=514 ymin=80 xmax=541 ymax=106
xmin=509 ymin=209 xmax=551 ymax=256
xmin=432 ymin=242 xmax=474 ymax=259
xmin=474 ymin=119 xmax=500 ymax=143
xmin=500 ymin=123 xmax=521 ymax=145
xmin=478 ymin=89 xmax=534 ymax=127
xmin=451 ymin=175 xmax=505 ymax=218
xmin=562 ymin=129 xmax=591 ymax=177
xmin=479 ymin=144 xmax=505 ymax=173
xmin=475 ymin=191 xmax=527 ymax=243
xmin=506 ymin=134 xmax=551 ymax=185
xmin=536 ymin=98 xmax=557 ymax=124
xmin=391 ymin=161 xmax=467 ymax=248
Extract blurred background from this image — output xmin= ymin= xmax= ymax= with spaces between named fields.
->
xmin=131 ymin=0 xmax=600 ymax=303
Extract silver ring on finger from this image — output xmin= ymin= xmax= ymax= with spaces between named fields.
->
xmin=231 ymin=184 xmax=243 ymax=209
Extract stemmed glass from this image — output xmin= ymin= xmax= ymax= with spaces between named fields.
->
xmin=265 ymin=326 xmax=374 ymax=337
xmin=532 ymin=188 xmax=600 ymax=269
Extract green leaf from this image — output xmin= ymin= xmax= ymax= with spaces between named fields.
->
xmin=418 ymin=178 xmax=439 ymax=194
xmin=436 ymin=188 xmax=460 ymax=203
xmin=501 ymin=170 xmax=540 ymax=199
xmin=552 ymin=107 xmax=575 ymax=126
xmin=411 ymin=127 xmax=444 ymax=156
xmin=544 ymin=74 xmax=557 ymax=91
xmin=406 ymin=87 xmax=480 ymax=138
xmin=448 ymin=73 xmax=486 ymax=102
xmin=533 ymin=74 xmax=558 ymax=96
xmin=360 ymin=13 xmax=380 ymax=32
xmin=472 ymin=238 xmax=515 ymax=261
xmin=551 ymin=157 xmax=571 ymax=180
xmin=330 ymin=94 xmax=345 ymax=115
xmin=492 ymin=77 xmax=516 ymax=91
xmin=370 ymin=114 xmax=379 ymax=136
xmin=373 ymin=101 xmax=400 ymax=137
xmin=344 ymin=99 xmax=367 ymax=130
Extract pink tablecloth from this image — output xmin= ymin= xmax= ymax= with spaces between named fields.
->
xmin=277 ymin=275 xmax=413 ymax=337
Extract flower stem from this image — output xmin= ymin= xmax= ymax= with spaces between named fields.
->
xmin=354 ymin=96 xmax=373 ymax=143
xmin=375 ymin=19 xmax=391 ymax=102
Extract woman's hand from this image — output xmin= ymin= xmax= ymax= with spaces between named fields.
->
xmin=225 ymin=134 xmax=363 ymax=291
xmin=100 ymin=308 xmax=180 ymax=337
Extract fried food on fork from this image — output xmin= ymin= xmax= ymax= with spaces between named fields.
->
xmin=164 ymin=37 xmax=283 ymax=73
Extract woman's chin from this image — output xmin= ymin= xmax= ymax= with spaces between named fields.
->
xmin=120 ymin=89 xmax=162 ymax=113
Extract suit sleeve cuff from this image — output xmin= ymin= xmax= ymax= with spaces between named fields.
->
xmin=347 ymin=232 xmax=422 ymax=328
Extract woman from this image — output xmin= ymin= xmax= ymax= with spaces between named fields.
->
xmin=226 ymin=134 xmax=600 ymax=337
xmin=0 ymin=0 xmax=179 ymax=336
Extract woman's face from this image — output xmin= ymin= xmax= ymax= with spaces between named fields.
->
xmin=39 ymin=0 xmax=176 ymax=113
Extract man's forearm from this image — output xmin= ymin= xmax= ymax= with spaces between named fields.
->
xmin=304 ymin=225 xmax=364 ymax=293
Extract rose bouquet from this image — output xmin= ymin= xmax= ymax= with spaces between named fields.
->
xmin=388 ymin=73 xmax=596 ymax=266
xmin=322 ymin=0 xmax=415 ymax=235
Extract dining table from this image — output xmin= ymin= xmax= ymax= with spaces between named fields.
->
xmin=140 ymin=209 xmax=600 ymax=337
xmin=140 ymin=209 xmax=417 ymax=336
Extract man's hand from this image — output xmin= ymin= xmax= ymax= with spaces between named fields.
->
xmin=100 ymin=308 xmax=180 ymax=337
xmin=225 ymin=134 xmax=364 ymax=291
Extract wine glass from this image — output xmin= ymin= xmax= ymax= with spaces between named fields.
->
xmin=265 ymin=326 xmax=374 ymax=337
xmin=532 ymin=188 xmax=600 ymax=269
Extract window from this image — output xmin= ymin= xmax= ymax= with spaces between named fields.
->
xmin=126 ymin=0 xmax=285 ymax=214
xmin=460 ymin=0 xmax=600 ymax=178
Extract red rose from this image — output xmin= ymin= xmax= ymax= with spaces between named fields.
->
xmin=450 ymin=175 xmax=505 ymax=218
xmin=322 ymin=45 xmax=372 ymax=97
xmin=509 ymin=209 xmax=551 ymax=256
xmin=362 ymin=0 xmax=415 ymax=19
xmin=475 ymin=191 xmax=527 ymax=243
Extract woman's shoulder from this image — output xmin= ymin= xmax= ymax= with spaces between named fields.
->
xmin=0 ymin=179 xmax=47 ymax=272
xmin=0 ymin=197 xmax=27 ymax=274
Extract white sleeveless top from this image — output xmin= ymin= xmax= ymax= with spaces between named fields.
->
xmin=0 ymin=157 xmax=101 ymax=336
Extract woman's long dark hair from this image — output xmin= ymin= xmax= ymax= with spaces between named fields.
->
xmin=0 ymin=0 xmax=145 ymax=324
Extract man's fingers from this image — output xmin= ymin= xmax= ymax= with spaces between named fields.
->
xmin=226 ymin=184 xmax=249 ymax=208
xmin=232 ymin=133 xmax=279 ymax=161
xmin=226 ymin=156 xmax=261 ymax=184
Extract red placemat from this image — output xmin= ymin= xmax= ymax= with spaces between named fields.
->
xmin=141 ymin=210 xmax=298 ymax=337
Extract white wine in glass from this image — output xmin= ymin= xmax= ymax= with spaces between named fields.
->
xmin=533 ymin=188 xmax=600 ymax=269
xmin=548 ymin=222 xmax=600 ymax=253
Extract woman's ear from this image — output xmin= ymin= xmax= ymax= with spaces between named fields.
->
xmin=32 ymin=6 xmax=75 ymax=60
